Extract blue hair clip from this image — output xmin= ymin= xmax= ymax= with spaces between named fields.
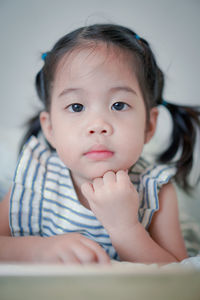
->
xmin=135 ymin=34 xmax=140 ymax=40
xmin=41 ymin=52 xmax=47 ymax=61
xmin=162 ymin=99 xmax=168 ymax=107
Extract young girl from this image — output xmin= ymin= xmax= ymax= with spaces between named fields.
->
xmin=0 ymin=24 xmax=199 ymax=265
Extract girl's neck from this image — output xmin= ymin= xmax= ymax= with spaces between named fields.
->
xmin=70 ymin=172 xmax=91 ymax=210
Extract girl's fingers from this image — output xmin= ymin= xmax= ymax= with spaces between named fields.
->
xmin=103 ymin=171 xmax=116 ymax=184
xmin=81 ymin=237 xmax=110 ymax=264
xmin=58 ymin=249 xmax=81 ymax=264
xmin=116 ymin=170 xmax=129 ymax=183
xmin=81 ymin=182 xmax=94 ymax=198
xmin=92 ymin=177 xmax=104 ymax=190
xmin=72 ymin=241 xmax=100 ymax=264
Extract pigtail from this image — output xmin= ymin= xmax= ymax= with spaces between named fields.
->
xmin=159 ymin=102 xmax=200 ymax=189
xmin=35 ymin=68 xmax=46 ymax=104
xmin=19 ymin=114 xmax=41 ymax=152
xmin=19 ymin=69 xmax=45 ymax=152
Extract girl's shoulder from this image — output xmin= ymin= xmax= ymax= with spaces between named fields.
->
xmin=129 ymin=156 xmax=177 ymax=189
xmin=129 ymin=157 xmax=177 ymax=229
xmin=12 ymin=135 xmax=70 ymax=191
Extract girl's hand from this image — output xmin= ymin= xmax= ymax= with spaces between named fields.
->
xmin=81 ymin=170 xmax=139 ymax=235
xmin=32 ymin=233 xmax=110 ymax=264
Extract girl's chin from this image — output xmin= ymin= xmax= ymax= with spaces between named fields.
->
xmin=87 ymin=168 xmax=123 ymax=180
xmin=71 ymin=165 xmax=132 ymax=184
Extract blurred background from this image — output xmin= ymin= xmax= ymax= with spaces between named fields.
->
xmin=0 ymin=0 xmax=200 ymax=253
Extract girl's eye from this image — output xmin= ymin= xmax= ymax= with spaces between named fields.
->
xmin=111 ymin=102 xmax=129 ymax=111
xmin=68 ymin=103 xmax=85 ymax=112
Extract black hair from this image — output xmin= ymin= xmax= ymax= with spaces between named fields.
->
xmin=158 ymin=103 xmax=200 ymax=189
xmin=21 ymin=23 xmax=200 ymax=189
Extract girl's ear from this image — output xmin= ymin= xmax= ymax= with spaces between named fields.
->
xmin=144 ymin=107 xmax=158 ymax=144
xmin=40 ymin=111 xmax=56 ymax=148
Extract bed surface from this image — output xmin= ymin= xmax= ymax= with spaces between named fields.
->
xmin=1 ymin=260 xmax=200 ymax=300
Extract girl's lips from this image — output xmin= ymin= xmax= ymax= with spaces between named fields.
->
xmin=85 ymin=150 xmax=114 ymax=160
xmin=84 ymin=146 xmax=114 ymax=160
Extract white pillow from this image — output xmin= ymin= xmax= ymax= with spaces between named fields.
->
xmin=0 ymin=126 xmax=23 ymax=200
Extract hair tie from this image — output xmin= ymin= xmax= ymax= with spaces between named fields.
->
xmin=135 ymin=34 xmax=140 ymax=40
xmin=162 ymin=99 xmax=168 ymax=107
xmin=41 ymin=52 xmax=47 ymax=61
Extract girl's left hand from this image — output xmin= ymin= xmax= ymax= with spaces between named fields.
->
xmin=81 ymin=170 xmax=139 ymax=235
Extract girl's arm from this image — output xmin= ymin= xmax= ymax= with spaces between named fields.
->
xmin=148 ymin=182 xmax=188 ymax=261
xmin=111 ymin=182 xmax=188 ymax=263
xmin=82 ymin=171 xmax=188 ymax=263
xmin=0 ymin=192 xmax=110 ymax=264
xmin=0 ymin=191 xmax=11 ymax=236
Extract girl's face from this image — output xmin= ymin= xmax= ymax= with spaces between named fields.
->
xmin=41 ymin=44 xmax=157 ymax=186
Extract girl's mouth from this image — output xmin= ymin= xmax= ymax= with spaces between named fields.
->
xmin=85 ymin=150 xmax=114 ymax=160
xmin=84 ymin=145 xmax=114 ymax=160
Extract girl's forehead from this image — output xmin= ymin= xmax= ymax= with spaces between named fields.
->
xmin=54 ymin=43 xmax=137 ymax=81
xmin=51 ymin=42 xmax=144 ymax=110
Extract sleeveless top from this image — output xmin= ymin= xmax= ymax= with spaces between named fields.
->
xmin=9 ymin=136 xmax=176 ymax=260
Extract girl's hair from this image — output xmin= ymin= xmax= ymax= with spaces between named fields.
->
xmin=21 ymin=23 xmax=200 ymax=189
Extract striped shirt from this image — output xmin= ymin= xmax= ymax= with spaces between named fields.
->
xmin=10 ymin=136 xmax=176 ymax=260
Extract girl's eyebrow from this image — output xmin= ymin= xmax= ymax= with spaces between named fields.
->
xmin=109 ymin=86 xmax=137 ymax=95
xmin=59 ymin=88 xmax=82 ymax=98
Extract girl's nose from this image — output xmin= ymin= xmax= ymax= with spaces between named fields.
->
xmin=87 ymin=120 xmax=113 ymax=136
